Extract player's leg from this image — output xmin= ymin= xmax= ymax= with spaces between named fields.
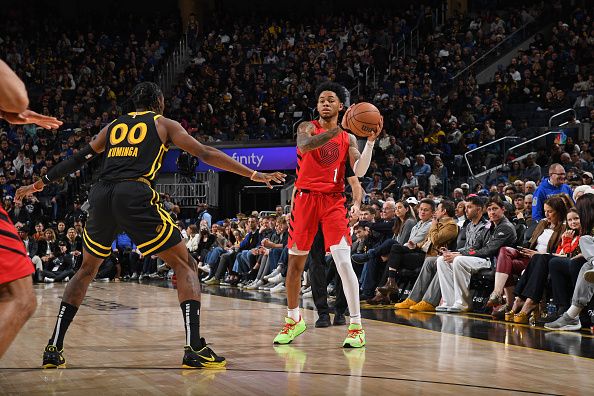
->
xmin=273 ymin=251 xmax=308 ymax=345
xmin=321 ymin=195 xmax=365 ymax=348
xmin=155 ymin=241 xmax=225 ymax=368
xmin=43 ymin=248 xmax=105 ymax=368
xmin=0 ymin=275 xmax=36 ymax=358
xmin=44 ymin=182 xmax=116 ymax=368
xmin=273 ymin=192 xmax=316 ymax=344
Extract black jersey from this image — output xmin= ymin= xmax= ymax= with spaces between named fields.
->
xmin=99 ymin=111 xmax=168 ymax=183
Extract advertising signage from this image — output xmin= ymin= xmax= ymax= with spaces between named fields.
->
xmin=162 ymin=146 xmax=297 ymax=173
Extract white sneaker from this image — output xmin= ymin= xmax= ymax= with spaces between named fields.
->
xmin=268 ymin=273 xmax=285 ymax=285
xmin=149 ymin=272 xmax=161 ymax=279
xmin=246 ymin=280 xmax=264 ymax=290
xmin=435 ymin=305 xmax=450 ymax=312
xmin=44 ymin=277 xmax=54 ymax=283
xmin=130 ymin=273 xmax=139 ymax=280
xmin=96 ymin=278 xmax=110 ymax=282
xmin=270 ymin=283 xmax=286 ymax=293
xmin=301 ymin=286 xmax=311 ymax=294
xmin=263 ymin=267 xmax=281 ymax=281
xmin=302 ymin=271 xmax=308 ymax=287
xmin=302 ymin=290 xmax=313 ymax=298
xmin=63 ymin=277 xmax=70 ymax=282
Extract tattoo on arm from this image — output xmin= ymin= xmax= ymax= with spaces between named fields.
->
xmin=296 ymin=121 xmax=341 ymax=153
xmin=348 ymin=134 xmax=360 ymax=168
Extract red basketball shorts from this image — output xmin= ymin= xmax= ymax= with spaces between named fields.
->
xmin=288 ymin=190 xmax=352 ymax=252
xmin=0 ymin=213 xmax=34 ymax=285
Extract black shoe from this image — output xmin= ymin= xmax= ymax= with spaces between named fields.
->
xmin=182 ymin=338 xmax=226 ymax=369
xmin=333 ymin=313 xmax=346 ymax=326
xmin=42 ymin=345 xmax=66 ymax=368
xmin=315 ymin=313 xmax=331 ymax=328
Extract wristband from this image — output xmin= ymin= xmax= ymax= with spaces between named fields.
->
xmin=250 ymin=170 xmax=258 ymax=180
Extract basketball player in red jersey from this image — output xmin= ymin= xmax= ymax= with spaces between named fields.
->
xmin=0 ymin=59 xmax=63 ymax=358
xmin=273 ymin=82 xmax=381 ymax=347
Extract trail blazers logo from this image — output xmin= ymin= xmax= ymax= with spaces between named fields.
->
xmin=316 ymin=141 xmax=340 ymax=166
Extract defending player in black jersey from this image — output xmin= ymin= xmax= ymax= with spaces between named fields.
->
xmin=15 ymin=82 xmax=285 ymax=369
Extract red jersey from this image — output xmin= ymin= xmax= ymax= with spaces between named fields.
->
xmin=0 ymin=204 xmax=33 ymax=284
xmin=294 ymin=120 xmax=349 ymax=193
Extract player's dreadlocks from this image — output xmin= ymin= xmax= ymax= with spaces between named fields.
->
xmin=130 ymin=82 xmax=163 ymax=113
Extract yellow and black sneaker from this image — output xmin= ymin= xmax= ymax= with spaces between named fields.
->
xmin=42 ymin=345 xmax=66 ymax=368
xmin=182 ymin=338 xmax=226 ymax=369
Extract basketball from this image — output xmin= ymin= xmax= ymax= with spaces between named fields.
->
xmin=342 ymin=102 xmax=381 ymax=137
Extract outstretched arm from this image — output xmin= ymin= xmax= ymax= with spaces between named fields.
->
xmin=296 ymin=121 xmax=341 ymax=153
xmin=164 ymin=117 xmax=285 ymax=187
xmin=15 ymin=127 xmax=107 ymax=202
xmin=0 ymin=59 xmax=63 ymax=129
xmin=0 ymin=59 xmax=28 ymax=113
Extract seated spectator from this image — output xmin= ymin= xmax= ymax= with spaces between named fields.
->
xmin=396 ymin=196 xmax=487 ymax=311
xmin=41 ymin=241 xmax=76 ymax=283
xmin=366 ymin=199 xmax=435 ymax=301
xmin=507 ymin=208 xmax=582 ymax=324
xmin=546 ymin=194 xmax=594 ymax=331
xmin=488 ymin=196 xmax=567 ymax=312
xmin=437 ymin=196 xmax=516 ymax=313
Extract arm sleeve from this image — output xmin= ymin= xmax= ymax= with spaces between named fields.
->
xmin=352 ymin=140 xmax=374 ymax=178
xmin=44 ymin=144 xmax=99 ymax=183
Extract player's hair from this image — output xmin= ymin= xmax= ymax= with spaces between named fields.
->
xmin=130 ymin=82 xmax=163 ymax=112
xmin=315 ymin=81 xmax=347 ymax=103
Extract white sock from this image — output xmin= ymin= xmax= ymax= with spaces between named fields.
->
xmin=287 ymin=307 xmax=300 ymax=322
xmin=566 ymin=305 xmax=581 ymax=319
xmin=330 ymin=241 xmax=361 ymax=326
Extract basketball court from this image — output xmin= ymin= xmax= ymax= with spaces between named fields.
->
xmin=1 ymin=282 xmax=593 ymax=395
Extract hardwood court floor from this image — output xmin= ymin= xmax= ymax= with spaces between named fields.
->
xmin=1 ymin=282 xmax=594 ymax=395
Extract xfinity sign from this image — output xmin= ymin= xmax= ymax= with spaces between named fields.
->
xmin=161 ymin=146 xmax=297 ymax=173
xmin=231 ymin=152 xmax=264 ymax=168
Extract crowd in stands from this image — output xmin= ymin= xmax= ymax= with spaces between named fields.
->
xmin=1 ymin=1 xmax=594 ymax=333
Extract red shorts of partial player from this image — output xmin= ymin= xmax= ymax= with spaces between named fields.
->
xmin=0 ymin=207 xmax=33 ymax=284
xmin=288 ymin=190 xmax=352 ymax=252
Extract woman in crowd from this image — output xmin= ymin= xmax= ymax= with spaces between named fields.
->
xmin=545 ymin=194 xmax=594 ymax=331
xmin=37 ymin=228 xmax=59 ymax=266
xmin=505 ymin=208 xmax=582 ymax=323
xmin=487 ymin=196 xmax=567 ymax=311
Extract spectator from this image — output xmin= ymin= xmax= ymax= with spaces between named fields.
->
xmin=437 ymin=196 xmax=516 ymax=313
xmin=531 ymin=163 xmax=573 ymax=222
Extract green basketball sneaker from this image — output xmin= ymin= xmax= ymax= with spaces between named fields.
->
xmin=343 ymin=323 xmax=366 ymax=348
xmin=273 ymin=317 xmax=306 ymax=344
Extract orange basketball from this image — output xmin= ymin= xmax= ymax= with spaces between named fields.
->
xmin=342 ymin=102 xmax=381 ymax=137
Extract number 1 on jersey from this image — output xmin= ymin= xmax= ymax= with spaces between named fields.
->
xmin=333 ymin=168 xmax=338 ymax=183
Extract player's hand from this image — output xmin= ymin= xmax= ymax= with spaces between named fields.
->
xmin=350 ymin=204 xmax=360 ymax=218
xmin=15 ymin=183 xmax=42 ymax=203
xmin=1 ymin=109 xmax=63 ymax=129
xmin=252 ymin=171 xmax=286 ymax=189
xmin=367 ymin=116 xmax=383 ymax=142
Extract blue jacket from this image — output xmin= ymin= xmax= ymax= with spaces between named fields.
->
xmin=531 ymin=178 xmax=573 ymax=222
xmin=112 ymin=233 xmax=137 ymax=251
